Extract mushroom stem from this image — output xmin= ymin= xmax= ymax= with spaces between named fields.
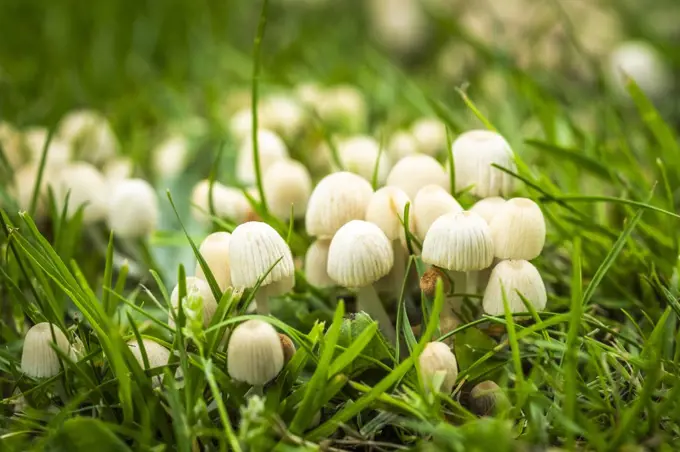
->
xmin=465 ymin=270 xmax=479 ymax=295
xmin=254 ymin=289 xmax=270 ymax=315
xmin=357 ymin=285 xmax=397 ymax=343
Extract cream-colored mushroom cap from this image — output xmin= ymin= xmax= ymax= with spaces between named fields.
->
xmin=411 ymin=118 xmax=447 ymax=156
xmin=608 ymin=40 xmax=671 ymax=99
xmin=21 ymin=323 xmax=72 ymax=379
xmin=229 ymin=221 xmax=295 ymax=289
xmin=260 ymin=95 xmax=306 ymax=139
xmin=103 ymin=157 xmax=134 ymax=186
xmin=413 ymin=185 xmax=463 ymax=242
xmin=386 ymin=154 xmax=449 ymax=200
xmin=489 ymin=198 xmax=545 ymax=260
xmin=58 ymin=110 xmax=118 ymax=164
xmin=317 ymin=85 xmax=367 ymax=132
xmin=365 ymin=186 xmax=412 ymax=242
xmin=23 ymin=128 xmax=71 ymax=168
xmin=327 ymin=220 xmax=394 ymax=287
xmin=263 ymin=159 xmax=313 ymax=220
xmin=387 ymin=130 xmax=418 ymax=160
xmin=304 ymin=239 xmax=335 ymax=288
xmin=470 ymin=197 xmax=506 ymax=224
xmin=236 ymin=129 xmax=288 ymax=185
xmin=482 ymin=259 xmax=547 ymax=315
xmin=418 ymin=341 xmax=458 ymax=394
xmin=422 ymin=211 xmax=494 ymax=271
xmin=451 ymin=130 xmax=516 ymax=198
xmin=227 ymin=319 xmax=284 ymax=385
xmin=152 ymin=135 xmax=189 ymax=179
xmin=170 ymin=276 xmax=219 ymax=328
xmin=190 ymin=180 xmax=252 ymax=225
xmin=336 ymin=135 xmax=391 ymax=184
xmin=12 ymin=164 xmax=57 ymax=214
xmin=305 ymin=171 xmax=373 ymax=239
xmin=107 ymin=179 xmax=158 ymax=238
xmin=195 ymin=232 xmax=232 ymax=291
xmin=53 ymin=162 xmax=108 ymax=223
xmin=229 ymin=107 xmax=254 ymax=142
xmin=127 ymin=339 xmax=171 ymax=387
xmin=0 ymin=122 xmax=25 ymax=169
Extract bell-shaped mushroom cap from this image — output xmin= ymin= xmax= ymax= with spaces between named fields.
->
xmin=190 ymin=180 xmax=252 ymax=225
xmin=305 ymin=171 xmax=373 ymax=239
xmin=470 ymin=197 xmax=506 ymax=224
xmin=422 ymin=211 xmax=494 ymax=271
xmin=229 ymin=221 xmax=295 ymax=289
xmin=327 ymin=220 xmax=394 ymax=288
xmin=304 ymin=239 xmax=335 ymax=288
xmin=263 ymin=159 xmax=313 ymax=220
xmin=11 ymin=164 xmax=56 ymax=214
xmin=229 ymin=107 xmax=254 ymax=142
xmin=411 ymin=118 xmax=447 ymax=156
xmin=0 ymin=122 xmax=26 ymax=170
xmin=336 ymin=135 xmax=391 ymax=184
xmin=103 ymin=157 xmax=134 ymax=186
xmin=259 ymin=95 xmax=306 ymax=140
xmin=152 ymin=135 xmax=189 ymax=179
xmin=317 ymin=85 xmax=367 ymax=133
xmin=469 ymin=380 xmax=506 ymax=416
xmin=418 ymin=341 xmax=458 ymax=394
xmin=482 ymin=259 xmax=547 ymax=315
xmin=387 ymin=130 xmax=418 ymax=160
xmin=386 ymin=154 xmax=449 ymax=200
xmin=489 ymin=198 xmax=545 ymax=260
xmin=608 ymin=40 xmax=671 ymax=99
xmin=21 ymin=323 xmax=72 ymax=379
xmin=127 ymin=338 xmax=171 ymax=387
xmin=227 ymin=319 xmax=284 ymax=385
xmin=451 ymin=130 xmax=516 ymax=198
xmin=194 ymin=232 xmax=232 ymax=291
xmin=23 ymin=128 xmax=72 ymax=168
xmin=57 ymin=110 xmax=118 ymax=165
xmin=53 ymin=162 xmax=108 ymax=224
xmin=236 ymin=129 xmax=289 ymax=185
xmin=413 ymin=185 xmax=463 ymax=242
xmin=365 ymin=186 xmax=412 ymax=242
xmin=169 ymin=276 xmax=219 ymax=328
xmin=107 ymin=178 xmax=159 ymax=239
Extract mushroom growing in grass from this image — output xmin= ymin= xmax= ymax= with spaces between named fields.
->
xmin=236 ymin=129 xmax=288 ymax=186
xmin=419 ymin=342 xmax=458 ymax=394
xmin=21 ymin=323 xmax=73 ymax=379
xmin=470 ymin=197 xmax=506 ymax=225
xmin=190 ymin=179 xmax=252 ymax=226
xmin=412 ymin=185 xmax=463 ymax=242
xmin=127 ymin=338 xmax=171 ymax=388
xmin=305 ymin=239 xmax=335 ymax=288
xmin=482 ymin=259 xmax=547 ymax=317
xmin=327 ymin=220 xmax=396 ymax=342
xmin=387 ymin=130 xmax=418 ymax=160
xmin=489 ymin=198 xmax=545 ymax=260
xmin=227 ymin=319 xmax=284 ymax=386
xmin=386 ymin=154 xmax=449 ymax=200
xmin=336 ymin=135 xmax=392 ymax=184
xmin=107 ymin=178 xmax=159 ymax=239
xmin=469 ymin=380 xmax=507 ymax=416
xmin=194 ymin=232 xmax=232 ymax=292
xmin=229 ymin=221 xmax=295 ymax=315
xmin=451 ymin=130 xmax=516 ymax=198
xmin=53 ymin=162 xmax=108 ymax=224
xmin=169 ymin=277 xmax=219 ymax=328
xmin=263 ymin=159 xmax=313 ymax=220
xmin=411 ymin=118 xmax=447 ymax=157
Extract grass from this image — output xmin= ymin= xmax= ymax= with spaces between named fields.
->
xmin=2 ymin=0 xmax=680 ymax=450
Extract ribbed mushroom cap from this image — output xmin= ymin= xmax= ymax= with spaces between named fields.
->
xmin=451 ymin=130 xmax=516 ymax=198
xmin=413 ymin=185 xmax=463 ymax=242
xmin=54 ymin=162 xmax=108 ymax=223
xmin=127 ymin=338 xmax=171 ymax=387
xmin=489 ymin=198 xmax=545 ymax=260
xmin=304 ymin=239 xmax=335 ymax=288
xmin=327 ymin=220 xmax=394 ymax=288
xmin=190 ymin=180 xmax=252 ymax=226
xmin=107 ymin=178 xmax=159 ymax=239
xmin=236 ymin=129 xmax=288 ymax=185
xmin=169 ymin=276 xmax=219 ymax=328
xmin=263 ymin=159 xmax=313 ymax=220
xmin=422 ymin=211 xmax=494 ymax=271
xmin=418 ymin=341 xmax=458 ymax=394
xmin=387 ymin=130 xmax=418 ymax=160
xmin=227 ymin=319 xmax=284 ymax=385
xmin=386 ymin=154 xmax=449 ymax=200
xmin=305 ymin=172 xmax=374 ymax=239
xmin=336 ymin=135 xmax=391 ymax=184
xmin=482 ymin=259 xmax=547 ymax=315
xmin=229 ymin=221 xmax=295 ymax=289
xmin=411 ymin=118 xmax=447 ymax=156
xmin=21 ymin=323 xmax=72 ymax=379
xmin=470 ymin=197 xmax=506 ymax=224
xmin=365 ymin=186 xmax=412 ymax=242
xmin=194 ymin=232 xmax=232 ymax=291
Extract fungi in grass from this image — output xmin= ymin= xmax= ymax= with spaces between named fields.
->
xmin=190 ymin=179 xmax=252 ymax=226
xmin=194 ymin=232 xmax=232 ymax=292
xmin=482 ymin=259 xmax=547 ymax=316
xmin=229 ymin=221 xmax=295 ymax=315
xmin=387 ymin=130 xmax=418 ymax=160
xmin=23 ymin=127 xmax=72 ymax=167
xmin=21 ymin=323 xmax=73 ymax=379
xmin=469 ymin=380 xmax=507 ymax=417
xmin=152 ymin=135 xmax=189 ymax=179
xmin=316 ymin=85 xmax=367 ymax=133
xmin=260 ymin=95 xmax=306 ymax=140
xmin=236 ymin=129 xmax=288 ymax=186
xmin=386 ymin=154 xmax=449 ymax=200
xmin=336 ymin=135 xmax=391 ymax=184
xmin=54 ymin=162 xmax=108 ymax=224
xmin=278 ymin=333 xmax=296 ymax=365
xmin=305 ymin=171 xmax=373 ymax=239
xmin=608 ymin=40 xmax=670 ymax=100
xmin=418 ymin=341 xmax=458 ymax=394
xmin=227 ymin=319 xmax=284 ymax=386
xmin=107 ymin=178 xmax=158 ymax=238
xmin=103 ymin=157 xmax=133 ymax=187
xmin=412 ymin=185 xmax=463 ymax=242
xmin=327 ymin=220 xmax=396 ymax=342
xmin=304 ymin=239 xmax=335 ymax=288
xmin=411 ymin=117 xmax=447 ymax=157
xmin=169 ymin=276 xmax=219 ymax=328
xmin=450 ymin=130 xmax=516 ymax=198
xmin=127 ymin=338 xmax=171 ymax=388
xmin=57 ymin=109 xmax=118 ymax=164
xmin=470 ymin=197 xmax=506 ymax=225
xmin=489 ymin=197 xmax=545 ymax=260
xmin=12 ymin=164 xmax=56 ymax=215
xmin=263 ymin=159 xmax=313 ymax=220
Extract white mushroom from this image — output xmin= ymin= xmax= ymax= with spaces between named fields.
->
xmin=386 ymin=130 xmax=418 ymax=160
xmin=304 ymin=239 xmax=335 ymax=288
xmin=21 ymin=323 xmax=73 ymax=379
xmin=386 ymin=154 xmax=450 ymax=200
xmin=152 ymin=135 xmax=189 ymax=179
xmin=190 ymin=180 xmax=253 ymax=226
xmin=53 ymin=162 xmax=108 ymax=224
xmin=169 ymin=276 xmax=219 ymax=328
xmin=194 ymin=232 xmax=232 ymax=292
xmin=227 ymin=319 xmax=284 ymax=386
xmin=236 ymin=129 xmax=288 ymax=186
xmin=412 ymin=185 xmax=463 ymax=242
xmin=336 ymin=135 xmax=391 ymax=184
xmin=470 ymin=197 xmax=506 ymax=225
xmin=489 ymin=198 xmax=545 ymax=260
xmin=263 ymin=159 xmax=313 ymax=220
xmin=107 ymin=179 xmax=159 ymax=239
xmin=411 ymin=118 xmax=447 ymax=156
xmin=482 ymin=259 xmax=547 ymax=316
xmin=418 ymin=341 xmax=458 ymax=394
xmin=127 ymin=338 xmax=171 ymax=388
xmin=608 ymin=40 xmax=671 ymax=100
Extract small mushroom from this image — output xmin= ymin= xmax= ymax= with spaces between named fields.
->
xmin=336 ymin=135 xmax=392 ymax=184
xmin=489 ymin=198 xmax=545 ymax=260
xmin=418 ymin=342 xmax=458 ymax=394
xmin=236 ymin=129 xmax=288 ymax=186
xmin=412 ymin=185 xmax=463 ymax=242
xmin=194 ymin=232 xmax=232 ymax=292
xmin=410 ymin=118 xmax=447 ymax=157
xmin=482 ymin=259 xmax=547 ymax=316
xmin=470 ymin=197 xmax=506 ymax=225
xmin=190 ymin=180 xmax=252 ymax=226
xmin=53 ymin=162 xmax=108 ymax=224
xmin=469 ymin=380 xmax=506 ymax=416
xmin=107 ymin=178 xmax=159 ymax=238
xmin=127 ymin=338 xmax=171 ymax=388
xmin=21 ymin=323 xmax=73 ymax=379
xmin=304 ymin=239 xmax=335 ymax=288
xmin=386 ymin=154 xmax=449 ymax=200
xmin=263 ymin=159 xmax=313 ymax=220
xmin=227 ymin=319 xmax=284 ymax=386
xmin=169 ymin=277 xmax=219 ymax=328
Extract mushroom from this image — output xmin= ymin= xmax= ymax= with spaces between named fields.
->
xmin=103 ymin=157 xmax=134 ymax=187
xmin=259 ymin=95 xmax=306 ymax=140
xmin=236 ymin=129 xmax=288 ymax=186
xmin=327 ymin=220 xmax=396 ymax=342
xmin=21 ymin=323 xmax=73 ymax=379
xmin=263 ymin=159 xmax=313 ymax=220
xmin=23 ymin=127 xmax=72 ymax=167
xmin=169 ymin=276 xmax=219 ymax=328
xmin=279 ymin=333 xmax=296 ymax=365
xmin=190 ymin=180 xmax=252 ymax=226
xmin=229 ymin=221 xmax=295 ymax=315
xmin=316 ymin=85 xmax=367 ymax=133
xmin=227 ymin=319 xmax=284 ymax=386
xmin=336 ymin=135 xmax=392 ymax=184
xmin=410 ymin=118 xmax=447 ymax=156
xmin=304 ymin=239 xmax=335 ymax=288
xmin=489 ymin=198 xmax=545 ymax=260
xmin=57 ymin=109 xmax=118 ymax=164
xmin=608 ymin=40 xmax=671 ymax=100
xmin=127 ymin=338 xmax=171 ymax=388
xmin=386 ymin=154 xmax=449 ymax=200
xmin=152 ymin=135 xmax=189 ymax=179
xmin=107 ymin=178 xmax=159 ymax=239
xmin=418 ymin=342 xmax=458 ymax=394
xmin=412 ymin=185 xmax=463 ymax=242
xmin=53 ymin=162 xmax=108 ymax=224
xmin=470 ymin=197 xmax=506 ymax=225
xmin=386 ymin=130 xmax=418 ymax=160
xmin=482 ymin=259 xmax=547 ymax=316
xmin=194 ymin=232 xmax=232 ymax=292
xmin=469 ymin=380 xmax=507 ymax=416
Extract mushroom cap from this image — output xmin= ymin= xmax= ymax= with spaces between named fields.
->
xmin=259 ymin=95 xmax=306 ymax=139
xmin=305 ymin=171 xmax=374 ymax=239
xmin=21 ymin=323 xmax=72 ymax=379
xmin=365 ymin=186 xmax=413 ymax=242
xmin=412 ymin=185 xmax=463 ymax=242
xmin=469 ymin=380 xmax=505 ymax=416
xmin=608 ymin=40 xmax=670 ymax=99
xmin=227 ymin=319 xmax=284 ymax=385
xmin=190 ymin=180 xmax=252 ymax=225
xmin=0 ymin=122 xmax=26 ymax=169
xmin=418 ymin=341 xmax=458 ymax=394
xmin=229 ymin=107 xmax=254 ymax=142
xmin=103 ymin=157 xmax=134 ymax=186
xmin=107 ymin=178 xmax=159 ymax=238
xmin=152 ymin=135 xmax=189 ymax=179
xmin=263 ymin=159 xmax=313 ymax=220
xmin=451 ymin=129 xmax=516 ymax=198
xmin=229 ymin=221 xmax=295 ymax=289
xmin=126 ymin=338 xmax=171 ymax=387
xmin=11 ymin=164 xmax=56 ymax=214
xmin=23 ymin=128 xmax=72 ymax=168
xmin=387 ymin=130 xmax=418 ymax=160
xmin=411 ymin=118 xmax=447 ymax=156
xmin=482 ymin=259 xmax=547 ymax=315
xmin=195 ymin=232 xmax=232 ymax=291
xmin=236 ymin=129 xmax=288 ymax=185
xmin=336 ymin=135 xmax=392 ymax=184
xmin=54 ymin=162 xmax=108 ymax=223
xmin=317 ymin=85 xmax=367 ymax=132
xmin=170 ymin=276 xmax=219 ymax=328
xmin=489 ymin=197 xmax=545 ymax=260
xmin=304 ymin=239 xmax=335 ymax=288
xmin=470 ymin=197 xmax=506 ymax=224
xmin=327 ymin=220 xmax=394 ymax=288
xmin=422 ymin=211 xmax=494 ymax=271
xmin=386 ymin=154 xmax=449 ymax=200
xmin=58 ymin=110 xmax=118 ymax=164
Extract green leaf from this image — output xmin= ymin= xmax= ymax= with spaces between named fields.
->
xmin=47 ymin=418 xmax=132 ymax=452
